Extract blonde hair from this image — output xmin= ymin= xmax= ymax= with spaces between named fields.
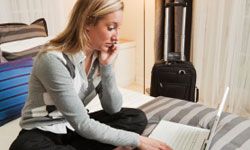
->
xmin=44 ymin=0 xmax=124 ymax=54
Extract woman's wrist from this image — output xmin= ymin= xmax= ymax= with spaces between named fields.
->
xmin=138 ymin=136 xmax=144 ymax=149
xmin=100 ymin=63 xmax=112 ymax=77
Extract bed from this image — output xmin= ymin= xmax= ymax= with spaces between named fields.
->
xmin=1 ymin=19 xmax=250 ymax=150
xmin=1 ymin=88 xmax=250 ymax=150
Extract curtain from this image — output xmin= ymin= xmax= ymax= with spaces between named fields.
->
xmin=0 ymin=0 xmax=75 ymax=35
xmin=192 ymin=0 xmax=250 ymax=117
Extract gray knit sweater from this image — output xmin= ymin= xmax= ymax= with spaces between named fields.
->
xmin=20 ymin=50 xmax=139 ymax=147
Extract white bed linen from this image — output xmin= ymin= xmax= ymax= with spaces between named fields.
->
xmin=0 ymin=88 xmax=153 ymax=150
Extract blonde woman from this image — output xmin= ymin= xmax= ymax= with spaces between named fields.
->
xmin=10 ymin=0 xmax=172 ymax=150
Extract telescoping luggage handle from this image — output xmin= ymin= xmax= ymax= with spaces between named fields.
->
xmin=164 ymin=1 xmax=187 ymax=62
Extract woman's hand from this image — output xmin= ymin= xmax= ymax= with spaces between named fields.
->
xmin=99 ymin=44 xmax=119 ymax=65
xmin=137 ymin=136 xmax=172 ymax=150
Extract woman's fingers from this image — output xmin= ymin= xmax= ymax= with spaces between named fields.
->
xmin=138 ymin=136 xmax=172 ymax=150
xmin=99 ymin=44 xmax=119 ymax=65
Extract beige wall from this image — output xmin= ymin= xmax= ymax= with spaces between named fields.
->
xmin=121 ymin=0 xmax=155 ymax=92
xmin=144 ymin=0 xmax=155 ymax=89
xmin=120 ymin=0 xmax=144 ymax=89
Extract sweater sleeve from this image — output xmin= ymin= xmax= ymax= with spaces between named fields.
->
xmin=98 ymin=64 xmax=123 ymax=114
xmin=35 ymin=53 xmax=140 ymax=147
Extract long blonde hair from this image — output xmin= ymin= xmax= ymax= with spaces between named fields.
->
xmin=45 ymin=0 xmax=124 ymax=54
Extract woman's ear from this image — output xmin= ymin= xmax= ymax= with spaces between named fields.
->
xmin=85 ymin=24 xmax=94 ymax=32
xmin=86 ymin=25 xmax=90 ymax=31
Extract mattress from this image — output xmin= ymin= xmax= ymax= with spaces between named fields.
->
xmin=0 ymin=88 xmax=154 ymax=150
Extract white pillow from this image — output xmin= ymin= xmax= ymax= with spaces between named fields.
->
xmin=0 ymin=36 xmax=54 ymax=53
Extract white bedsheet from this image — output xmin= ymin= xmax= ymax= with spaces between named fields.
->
xmin=0 ymin=88 xmax=153 ymax=150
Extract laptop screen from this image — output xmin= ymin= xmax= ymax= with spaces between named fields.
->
xmin=205 ymin=86 xmax=229 ymax=150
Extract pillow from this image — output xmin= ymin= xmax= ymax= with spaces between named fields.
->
xmin=0 ymin=49 xmax=8 ymax=63
xmin=0 ymin=57 xmax=33 ymax=126
xmin=0 ymin=18 xmax=48 ymax=44
xmin=1 ymin=36 xmax=54 ymax=60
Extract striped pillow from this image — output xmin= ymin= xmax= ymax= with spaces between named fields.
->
xmin=140 ymin=97 xmax=250 ymax=150
xmin=0 ymin=49 xmax=8 ymax=63
xmin=0 ymin=57 xmax=33 ymax=126
xmin=0 ymin=18 xmax=48 ymax=44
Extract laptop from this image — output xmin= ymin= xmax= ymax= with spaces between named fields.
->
xmin=149 ymin=87 xmax=229 ymax=150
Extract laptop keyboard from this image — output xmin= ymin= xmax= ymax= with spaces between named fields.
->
xmin=149 ymin=120 xmax=210 ymax=150
xmin=171 ymin=127 xmax=204 ymax=150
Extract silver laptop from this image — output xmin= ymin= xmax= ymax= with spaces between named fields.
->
xmin=149 ymin=87 xmax=229 ymax=150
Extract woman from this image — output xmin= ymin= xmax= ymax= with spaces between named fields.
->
xmin=10 ymin=0 xmax=172 ymax=150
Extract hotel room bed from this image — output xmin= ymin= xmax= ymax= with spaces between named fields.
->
xmin=1 ymin=88 xmax=250 ymax=150
xmin=1 ymin=18 xmax=250 ymax=150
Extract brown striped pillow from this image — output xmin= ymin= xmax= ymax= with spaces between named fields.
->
xmin=0 ymin=18 xmax=48 ymax=44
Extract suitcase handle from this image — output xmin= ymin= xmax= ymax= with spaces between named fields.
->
xmin=165 ymin=2 xmax=187 ymax=8
xmin=164 ymin=1 xmax=187 ymax=62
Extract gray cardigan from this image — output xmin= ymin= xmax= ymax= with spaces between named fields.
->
xmin=20 ymin=51 xmax=139 ymax=147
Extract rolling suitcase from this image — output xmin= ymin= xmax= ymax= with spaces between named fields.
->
xmin=150 ymin=60 xmax=197 ymax=102
xmin=150 ymin=1 xmax=198 ymax=102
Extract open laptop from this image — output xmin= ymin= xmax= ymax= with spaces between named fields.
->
xmin=149 ymin=87 xmax=229 ymax=150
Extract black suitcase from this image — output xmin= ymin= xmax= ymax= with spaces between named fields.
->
xmin=150 ymin=1 xmax=198 ymax=102
xmin=150 ymin=60 xmax=197 ymax=102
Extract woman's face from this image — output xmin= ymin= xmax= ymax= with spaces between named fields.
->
xmin=87 ymin=10 xmax=123 ymax=52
